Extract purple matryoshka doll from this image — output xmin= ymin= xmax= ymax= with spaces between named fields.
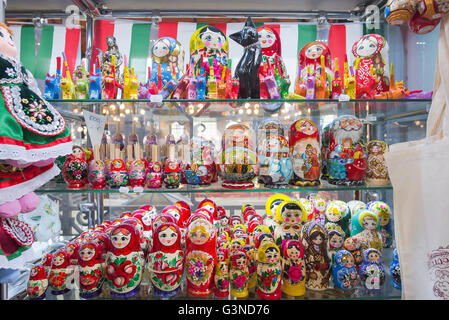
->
xmin=327 ymin=115 xmax=367 ymax=186
xmin=27 ymin=264 xmax=48 ymax=300
xmin=289 ymin=119 xmax=321 ymax=186
xmin=78 ymin=241 xmax=105 ymax=299
xmin=360 ymin=248 xmax=385 ymax=293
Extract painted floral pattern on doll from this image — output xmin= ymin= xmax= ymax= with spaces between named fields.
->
xmin=48 ymin=249 xmax=73 ymax=295
xmin=256 ymin=242 xmax=282 ymax=300
xmin=281 ymin=239 xmax=306 ymax=297
xmin=332 ymin=249 xmax=359 ymax=290
xmin=62 ymin=145 xmax=88 ymax=189
xmin=78 ymin=241 xmax=105 ymax=299
xmin=27 ymin=264 xmax=48 ymax=300
xmin=360 ymin=248 xmax=385 ymax=293
xmin=366 ymin=140 xmax=390 ymax=185
xmin=230 ymin=250 xmax=249 ymax=298
xmin=350 ymin=209 xmax=383 ymax=252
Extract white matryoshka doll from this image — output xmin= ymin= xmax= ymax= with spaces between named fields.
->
xmin=350 ymin=209 xmax=383 ymax=252
xmin=256 ymin=242 xmax=282 ymax=300
xmin=229 ymin=250 xmax=249 ymax=298
xmin=149 ymin=37 xmax=184 ymax=87
xmin=48 ymin=248 xmax=73 ymax=295
xmin=352 ymin=34 xmax=390 ymax=97
xmin=301 ymin=221 xmax=331 ymax=291
xmin=273 ymin=200 xmax=307 ymax=248
xmin=78 ymin=241 xmax=105 ymax=299
xmin=185 ymin=217 xmax=216 ymax=297
xmin=281 ymin=239 xmax=306 ymax=297
xmin=325 ymin=200 xmax=351 ymax=237
xmin=289 ymin=119 xmax=321 ymax=186
xmin=257 ymin=119 xmax=292 ymax=187
xmin=27 ymin=264 xmax=48 ymax=300
xmin=366 ymin=140 xmax=390 ymax=186
xmin=105 ymin=222 xmax=144 ymax=298
xmin=217 ymin=123 xmax=259 ymax=189
xmin=327 ymin=115 xmax=367 ymax=186
xmin=331 ymin=249 xmax=359 ymax=291
xmin=360 ymin=248 xmax=386 ymax=293
xmin=148 ymin=221 xmax=184 ymax=298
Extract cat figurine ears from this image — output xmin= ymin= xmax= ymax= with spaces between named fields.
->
xmin=229 ymin=17 xmax=259 ymax=48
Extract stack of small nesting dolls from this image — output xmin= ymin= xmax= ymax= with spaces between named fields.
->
xmin=26 ymin=194 xmax=401 ymax=300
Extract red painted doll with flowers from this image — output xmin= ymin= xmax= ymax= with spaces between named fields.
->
xmin=256 ymin=242 xmax=282 ymax=299
xmin=78 ymin=241 xmax=105 ymax=299
xmin=229 ymin=250 xmax=249 ymax=298
xmin=281 ymin=239 xmax=306 ymax=297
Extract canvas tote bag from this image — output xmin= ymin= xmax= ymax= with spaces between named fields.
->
xmin=384 ymin=14 xmax=449 ymax=300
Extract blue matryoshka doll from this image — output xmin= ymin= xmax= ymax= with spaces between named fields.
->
xmin=149 ymin=37 xmax=184 ymax=87
xmin=332 ymin=249 xmax=359 ymax=291
xmin=390 ymin=248 xmax=401 ymax=290
xmin=360 ymin=248 xmax=385 ymax=293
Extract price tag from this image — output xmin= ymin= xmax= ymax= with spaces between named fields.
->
xmin=338 ymin=94 xmax=350 ymax=102
xmin=119 ymin=186 xmax=130 ymax=193
xmin=83 ymin=110 xmax=106 ymax=147
xmin=133 ymin=186 xmax=144 ymax=193
xmin=150 ymin=94 xmax=163 ymax=103
xmin=365 ymin=115 xmax=377 ymax=122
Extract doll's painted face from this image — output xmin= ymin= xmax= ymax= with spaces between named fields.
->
xmin=235 ymin=255 xmax=247 ymax=268
xmin=258 ymin=29 xmax=276 ymax=49
xmin=312 ymin=234 xmax=323 ymax=246
xmin=379 ymin=213 xmax=390 ymax=226
xmin=158 ymin=226 xmax=178 ymax=247
xmin=363 ymin=216 xmax=378 ymax=230
xmin=231 ymin=241 xmax=243 ymax=252
xmin=111 ymin=229 xmax=131 ymax=249
xmin=233 ymin=229 xmax=245 ymax=238
xmin=73 ymin=147 xmax=84 ymax=159
xmin=200 ymin=28 xmax=226 ymax=49
xmin=286 ymin=246 xmax=301 ymax=260
xmin=305 ymin=44 xmax=325 ymax=60
xmin=79 ymin=246 xmax=96 ymax=262
xmin=30 ymin=267 xmax=39 ymax=277
xmin=166 ymin=209 xmax=181 ymax=222
xmin=152 ymin=162 xmax=161 ymax=172
xmin=326 ymin=208 xmax=342 ymax=222
xmin=0 ymin=26 xmax=17 ymax=58
xmin=220 ymin=262 xmax=228 ymax=275
xmin=368 ymin=251 xmax=380 ymax=263
xmin=152 ymin=39 xmax=171 ymax=58
xmin=355 ymin=37 xmax=378 ymax=57
xmin=299 ymin=120 xmax=317 ymax=136
xmin=329 ymin=233 xmax=344 ymax=249
xmin=217 ymin=251 xmax=225 ymax=262
xmin=65 ymin=244 xmax=75 ymax=256
xmin=200 ymin=203 xmax=215 ymax=215
xmin=190 ymin=227 xmax=209 ymax=245
xmin=220 ymin=216 xmax=229 ymax=226
xmin=369 ymin=142 xmax=383 ymax=154
xmin=141 ymin=214 xmax=151 ymax=226
xmin=342 ymin=254 xmax=355 ymax=268
xmin=53 ymin=253 xmax=65 ymax=267
xmin=282 ymin=208 xmax=303 ymax=223
xmin=265 ymin=248 xmax=279 ymax=263
xmin=315 ymin=199 xmax=326 ymax=213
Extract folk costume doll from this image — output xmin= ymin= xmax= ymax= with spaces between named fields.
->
xmin=289 ymin=119 xmax=321 ymax=186
xmin=265 ymin=193 xmax=290 ymax=233
xmin=78 ymin=241 xmax=105 ymax=299
xmin=307 ymin=193 xmax=327 ymax=224
xmin=148 ymin=222 xmax=184 ymax=298
xmin=350 ymin=209 xmax=383 ymax=252
xmin=48 ymin=248 xmax=73 ymax=295
xmin=256 ymin=242 xmax=282 ymax=300
xmin=185 ymin=218 xmax=216 ymax=296
xmin=360 ymin=248 xmax=385 ymax=293
xmin=214 ymin=260 xmax=230 ymax=298
xmin=327 ymin=115 xmax=367 ymax=186
xmin=273 ymin=200 xmax=307 ymax=248
xmin=301 ymin=221 xmax=331 ymax=291
xmin=105 ymin=223 xmax=145 ymax=298
xmin=242 ymin=244 xmax=257 ymax=290
xmin=325 ymin=222 xmax=346 ymax=264
xmin=281 ymin=239 xmax=306 ymax=297
xmin=390 ymin=248 xmax=401 ymax=290
xmin=27 ymin=264 xmax=48 ymax=300
xmin=324 ymin=200 xmax=351 ymax=237
xmin=332 ymin=249 xmax=359 ymax=291
xmin=190 ymin=25 xmax=229 ymax=69
xmin=366 ymin=140 xmax=390 ymax=186
xmin=229 ymin=250 xmax=249 ymax=298
xmin=367 ymin=201 xmax=393 ymax=249
xmin=149 ymin=37 xmax=184 ymax=87
xmin=343 ymin=237 xmax=364 ymax=272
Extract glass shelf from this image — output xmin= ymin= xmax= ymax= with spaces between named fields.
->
xmin=36 ymin=180 xmax=392 ymax=194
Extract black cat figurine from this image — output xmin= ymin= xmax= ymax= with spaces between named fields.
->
xmin=229 ymin=17 xmax=262 ymax=99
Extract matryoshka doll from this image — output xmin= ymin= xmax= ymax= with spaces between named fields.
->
xmin=327 ymin=115 xmax=367 ymax=186
xmin=331 ymin=249 xmax=359 ymax=291
xmin=343 ymin=237 xmax=364 ymax=272
xmin=289 ymin=119 xmax=321 ymax=186
xmin=147 ymin=145 xmax=163 ymax=189
xmin=307 ymin=193 xmax=327 ymax=224
xmin=48 ymin=248 xmax=73 ymax=295
xmin=257 ymin=119 xmax=292 ymax=187
xmin=149 ymin=37 xmax=184 ymax=88
xmin=352 ymin=34 xmax=390 ymax=97
xmin=301 ymin=221 xmax=331 ymax=291
xmin=197 ymin=199 xmax=218 ymax=221
xmin=105 ymin=223 xmax=145 ymax=298
xmin=88 ymin=159 xmax=106 ymax=189
xmin=190 ymin=25 xmax=229 ymax=70
xmin=62 ymin=145 xmax=88 ymax=189
xmin=148 ymin=222 xmax=184 ymax=298
xmin=366 ymin=140 xmax=390 ymax=186
xmin=281 ymin=239 xmax=306 ymax=297
xmin=390 ymin=248 xmax=401 ymax=290
xmin=273 ymin=200 xmax=307 ymax=248
xmin=27 ymin=264 xmax=48 ymax=300
xmin=367 ymin=201 xmax=393 ymax=249
xmin=185 ymin=218 xmax=216 ymax=296
xmin=217 ymin=123 xmax=259 ymax=189
xmin=256 ymin=242 xmax=282 ymax=300
xmin=184 ymin=136 xmax=216 ymax=186
xmin=229 ymin=250 xmax=249 ymax=298
xmin=325 ymin=200 xmax=350 ymax=237
xmin=360 ymin=248 xmax=385 ymax=293
xmin=65 ymin=241 xmax=80 ymax=266
xmin=265 ymin=193 xmax=290 ymax=233
xmin=108 ymin=158 xmax=129 ymax=188
xmin=214 ymin=259 xmax=230 ymax=298
xmin=164 ymin=145 xmax=181 ymax=189
xmin=78 ymin=241 xmax=105 ymax=299
xmin=242 ymin=244 xmax=257 ymax=290
xmin=325 ymin=223 xmax=346 ymax=264
xmin=350 ymin=209 xmax=383 ymax=252
xmin=128 ymin=159 xmax=147 ymax=188
xmin=347 ymin=200 xmax=366 ymax=217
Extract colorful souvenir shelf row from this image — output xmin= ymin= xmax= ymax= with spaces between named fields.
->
xmin=36 ymin=181 xmax=393 ymax=194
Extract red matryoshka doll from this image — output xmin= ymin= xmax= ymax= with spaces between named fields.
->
xmin=242 ymin=244 xmax=257 ymax=290
xmin=366 ymin=140 xmax=390 ymax=186
xmin=229 ymin=250 xmax=249 ymax=298
xmin=123 ymin=217 xmax=147 ymax=253
xmin=247 ymin=220 xmax=261 ymax=247
xmin=327 ymin=115 xmax=367 ymax=186
xmin=105 ymin=223 xmax=145 ymax=298
xmin=161 ymin=205 xmax=183 ymax=226
xmin=108 ymin=159 xmax=129 ymax=188
xmin=301 ymin=221 xmax=331 ymax=291
xmin=128 ymin=158 xmax=147 ymax=188
xmin=148 ymin=222 xmax=184 ymax=298
xmin=48 ymin=248 xmax=73 ymax=295
xmin=147 ymin=145 xmax=163 ymax=189
xmin=78 ymin=241 xmax=105 ymax=299
xmin=198 ymin=199 xmax=218 ymax=221
xmin=41 ymin=253 xmax=53 ymax=275
xmin=297 ymin=41 xmax=333 ymax=87
xmin=230 ymin=215 xmax=243 ymax=229
xmin=273 ymin=200 xmax=307 ymax=248
xmin=289 ymin=118 xmax=321 ymax=186
xmin=27 ymin=264 xmax=48 ymax=300
xmin=352 ymin=34 xmax=390 ymax=96
xmin=214 ymin=258 xmax=230 ymax=298
xmin=164 ymin=158 xmax=181 ymax=189
xmin=62 ymin=145 xmax=88 ymax=189
xmin=217 ymin=206 xmax=229 ymax=233
xmin=256 ymin=242 xmax=282 ymax=300
xmin=88 ymin=159 xmax=106 ymax=189
xmin=281 ymin=239 xmax=306 ymax=297
xmin=217 ymin=123 xmax=259 ymax=189
xmin=65 ymin=241 xmax=80 ymax=266
xmin=185 ymin=218 xmax=216 ymax=296
xmin=174 ymin=201 xmax=192 ymax=230
xmin=131 ymin=210 xmax=152 ymax=254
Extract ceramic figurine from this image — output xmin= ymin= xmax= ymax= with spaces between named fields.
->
xmin=352 ymin=34 xmax=390 ymax=96
xmin=88 ymin=159 xmax=106 ymax=189
xmin=301 ymin=221 xmax=331 ymax=291
xmin=108 ymin=159 xmax=129 ymax=188
xmin=229 ymin=250 xmax=249 ymax=298
xmin=325 ymin=223 xmax=346 ymax=263
xmin=324 ymin=200 xmax=351 ymax=237
xmin=105 ymin=223 xmax=144 ymax=298
xmin=332 ymin=249 xmax=359 ymax=291
xmin=185 ymin=218 xmax=216 ymax=296
xmin=217 ymin=123 xmax=258 ymax=189
xmin=343 ymin=237 xmax=364 ymax=272
xmin=257 ymin=119 xmax=292 ymax=187
xmin=390 ymin=248 xmax=401 ymax=290
xmin=350 ymin=209 xmax=383 ymax=252
xmin=289 ymin=119 xmax=321 ymax=186
xmin=256 ymin=242 xmax=282 ymax=300
xmin=149 ymin=37 xmax=184 ymax=89
xmin=128 ymin=159 xmax=147 ymax=188
xmin=62 ymin=145 xmax=88 ymax=189
xmin=367 ymin=201 xmax=393 ymax=249
xmin=307 ymin=193 xmax=327 ymax=224
xmin=298 ymin=41 xmax=333 ymax=83
xmin=366 ymin=140 xmax=390 ymax=186
xmin=78 ymin=241 xmax=105 ymax=299
xmin=214 ymin=260 xmax=230 ymax=298
xmin=327 ymin=115 xmax=367 ymax=186
xmin=184 ymin=136 xmax=216 ymax=185
xmin=73 ymin=62 xmax=90 ymax=99
xmin=27 ymin=264 xmax=48 ymax=300
xmin=360 ymin=248 xmax=385 ymax=293
xmin=148 ymin=222 xmax=184 ymax=298
xmin=281 ymin=239 xmax=306 ymax=297
xmin=48 ymin=249 xmax=72 ymax=295
xmin=273 ymin=200 xmax=306 ymax=248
